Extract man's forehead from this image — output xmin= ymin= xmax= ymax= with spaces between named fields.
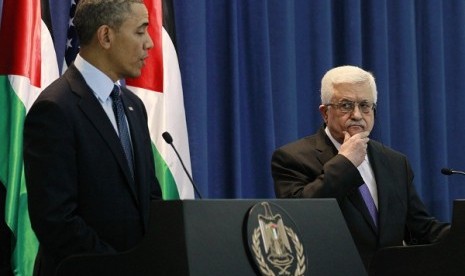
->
xmin=333 ymin=82 xmax=372 ymax=96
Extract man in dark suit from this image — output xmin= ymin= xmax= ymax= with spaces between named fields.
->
xmin=23 ymin=1 xmax=162 ymax=275
xmin=271 ymin=65 xmax=449 ymax=271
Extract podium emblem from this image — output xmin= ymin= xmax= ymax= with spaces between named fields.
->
xmin=246 ymin=202 xmax=307 ymax=276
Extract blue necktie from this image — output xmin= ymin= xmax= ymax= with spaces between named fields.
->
xmin=110 ymin=85 xmax=134 ymax=178
xmin=359 ymin=183 xmax=378 ymax=227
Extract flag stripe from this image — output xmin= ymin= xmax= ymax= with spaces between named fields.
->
xmin=1 ymin=0 xmax=59 ymax=274
xmin=159 ymin=27 xmax=193 ymax=198
xmin=128 ymin=0 xmax=194 ymax=199
xmin=162 ymin=0 xmax=177 ymax=48
xmin=0 ymin=77 xmax=26 ymax=219
xmin=0 ymin=0 xmax=41 ymax=87
xmin=152 ymin=144 xmax=180 ymax=199
xmin=0 ymin=75 xmax=37 ymax=276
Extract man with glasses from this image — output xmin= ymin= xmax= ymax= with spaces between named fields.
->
xmin=271 ymin=65 xmax=449 ymax=271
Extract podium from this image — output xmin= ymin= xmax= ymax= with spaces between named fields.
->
xmin=56 ymin=199 xmax=366 ymax=276
xmin=369 ymin=200 xmax=465 ymax=276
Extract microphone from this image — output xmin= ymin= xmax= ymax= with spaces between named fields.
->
xmin=162 ymin=132 xmax=203 ymax=199
xmin=441 ymin=168 xmax=465 ymax=176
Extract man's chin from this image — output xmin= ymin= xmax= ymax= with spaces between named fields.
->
xmin=126 ymin=71 xmax=142 ymax=80
xmin=347 ymin=126 xmax=364 ymax=134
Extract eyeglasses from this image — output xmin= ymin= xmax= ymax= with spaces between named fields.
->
xmin=325 ymin=100 xmax=376 ymax=114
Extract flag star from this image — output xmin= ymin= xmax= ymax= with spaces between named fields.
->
xmin=66 ymin=38 xmax=73 ymax=48
xmin=64 ymin=0 xmax=81 ymax=66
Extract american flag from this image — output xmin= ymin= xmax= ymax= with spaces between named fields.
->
xmin=64 ymin=0 xmax=80 ymax=70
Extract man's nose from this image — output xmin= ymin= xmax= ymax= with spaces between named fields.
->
xmin=350 ymin=104 xmax=363 ymax=118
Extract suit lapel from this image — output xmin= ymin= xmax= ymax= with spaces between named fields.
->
xmin=315 ymin=127 xmax=339 ymax=165
xmin=120 ymin=91 xmax=151 ymax=225
xmin=120 ymin=88 xmax=154 ymax=231
xmin=65 ymin=66 xmax=139 ymax=204
xmin=350 ymin=187 xmax=378 ymax=233
xmin=120 ymin=90 xmax=146 ymax=196
xmin=367 ymin=142 xmax=395 ymax=236
xmin=344 ymin=163 xmax=378 ymax=233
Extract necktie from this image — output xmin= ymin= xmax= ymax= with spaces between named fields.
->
xmin=359 ymin=183 xmax=378 ymax=227
xmin=110 ymin=85 xmax=134 ymax=178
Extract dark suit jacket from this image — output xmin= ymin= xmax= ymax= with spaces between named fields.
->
xmin=271 ymin=127 xmax=449 ymax=270
xmin=24 ymin=65 xmax=162 ymax=276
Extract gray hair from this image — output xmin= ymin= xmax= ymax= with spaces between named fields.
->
xmin=75 ymin=0 xmax=145 ymax=46
xmin=320 ymin=65 xmax=378 ymax=104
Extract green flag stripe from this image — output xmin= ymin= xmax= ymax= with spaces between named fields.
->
xmin=151 ymin=143 xmax=180 ymax=199
xmin=0 ymin=75 xmax=38 ymax=276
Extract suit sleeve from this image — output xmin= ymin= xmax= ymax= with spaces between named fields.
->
xmin=271 ymin=146 xmax=364 ymax=202
xmin=24 ymin=99 xmax=117 ymax=262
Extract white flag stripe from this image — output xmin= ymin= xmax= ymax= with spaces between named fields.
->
xmin=13 ymin=21 xmax=59 ymax=111
xmin=128 ymin=27 xmax=194 ymax=199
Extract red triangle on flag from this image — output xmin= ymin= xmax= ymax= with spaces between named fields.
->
xmin=0 ymin=0 xmax=41 ymax=88
xmin=126 ymin=0 xmax=163 ymax=93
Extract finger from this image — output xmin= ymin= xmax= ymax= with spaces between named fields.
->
xmin=353 ymin=131 xmax=369 ymax=138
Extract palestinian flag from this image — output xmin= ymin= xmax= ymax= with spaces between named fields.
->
xmin=0 ymin=0 xmax=59 ymax=274
xmin=126 ymin=0 xmax=194 ymax=199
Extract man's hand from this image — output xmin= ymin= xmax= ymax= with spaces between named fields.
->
xmin=339 ymin=131 xmax=370 ymax=167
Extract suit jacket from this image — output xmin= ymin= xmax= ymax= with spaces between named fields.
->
xmin=24 ymin=65 xmax=162 ymax=276
xmin=271 ymin=127 xmax=449 ymax=270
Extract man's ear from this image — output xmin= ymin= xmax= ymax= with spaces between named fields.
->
xmin=97 ymin=25 xmax=112 ymax=49
xmin=319 ymin=104 xmax=328 ymax=123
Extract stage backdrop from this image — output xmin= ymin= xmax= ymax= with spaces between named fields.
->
xmin=44 ymin=1 xmax=465 ymax=222
xmin=169 ymin=0 xmax=465 ymax=222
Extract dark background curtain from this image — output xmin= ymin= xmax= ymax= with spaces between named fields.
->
xmin=172 ymin=0 xmax=465 ymax=222
xmin=44 ymin=0 xmax=465 ymax=222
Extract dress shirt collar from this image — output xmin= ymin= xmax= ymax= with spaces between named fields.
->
xmin=73 ymin=54 xmax=120 ymax=101
xmin=324 ymin=127 xmax=342 ymax=151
